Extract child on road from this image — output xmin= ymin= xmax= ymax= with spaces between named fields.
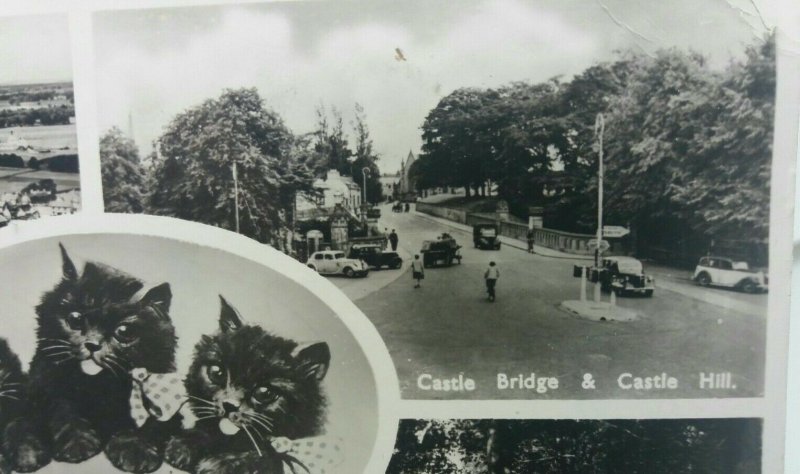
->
xmin=485 ymin=261 xmax=499 ymax=301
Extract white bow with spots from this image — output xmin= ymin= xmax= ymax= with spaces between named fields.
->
xmin=271 ymin=436 xmax=344 ymax=474
xmin=129 ymin=368 xmax=197 ymax=428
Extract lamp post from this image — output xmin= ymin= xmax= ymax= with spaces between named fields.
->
xmin=594 ymin=113 xmax=605 ymax=302
xmin=361 ymin=166 xmax=370 ymax=222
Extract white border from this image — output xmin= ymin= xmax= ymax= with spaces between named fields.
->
xmin=0 ymin=213 xmax=401 ymax=474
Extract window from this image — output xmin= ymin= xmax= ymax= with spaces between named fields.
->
xmin=717 ymin=259 xmax=733 ymax=270
xmin=315 ymin=254 xmax=324 ymax=260
xmin=334 ymin=253 xmax=345 ymax=259
xmin=324 ymin=254 xmax=333 ymax=260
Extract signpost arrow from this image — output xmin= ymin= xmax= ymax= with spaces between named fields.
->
xmin=602 ymin=225 xmax=630 ymax=238
xmin=587 ymin=239 xmax=610 ymax=252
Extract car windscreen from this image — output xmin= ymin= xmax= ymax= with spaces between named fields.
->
xmin=334 ymin=252 xmax=345 ymax=259
xmin=615 ymin=260 xmax=643 ymax=274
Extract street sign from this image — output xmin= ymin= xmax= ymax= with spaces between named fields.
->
xmin=587 ymin=239 xmax=610 ymax=252
xmin=602 ymin=225 xmax=630 ymax=238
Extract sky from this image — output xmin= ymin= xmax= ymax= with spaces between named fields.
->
xmin=0 ymin=13 xmax=72 ymax=85
xmin=94 ymin=0 xmax=769 ymax=174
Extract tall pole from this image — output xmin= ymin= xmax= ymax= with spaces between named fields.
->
xmin=232 ymin=161 xmax=240 ymax=234
xmin=594 ymin=113 xmax=605 ymax=302
xmin=362 ymin=167 xmax=369 ymax=222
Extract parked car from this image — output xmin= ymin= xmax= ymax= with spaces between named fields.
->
xmin=692 ymin=256 xmax=768 ymax=293
xmin=421 ymin=234 xmax=462 ymax=267
xmin=366 ymin=207 xmax=381 ymax=219
xmin=473 ymin=224 xmax=501 ymax=250
xmin=348 ymin=244 xmax=403 ymax=270
xmin=597 ymin=256 xmax=655 ymax=297
xmin=306 ymin=250 xmax=369 ymax=277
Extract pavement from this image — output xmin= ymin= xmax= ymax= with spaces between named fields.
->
xmin=330 ymin=203 xmax=767 ymax=400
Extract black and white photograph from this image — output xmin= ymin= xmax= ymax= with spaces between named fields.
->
xmin=389 ymin=418 xmax=762 ymax=473
xmin=0 ymin=14 xmax=80 ymax=227
xmin=0 ymin=231 xmax=380 ymax=473
xmin=94 ymin=0 xmax=777 ymax=401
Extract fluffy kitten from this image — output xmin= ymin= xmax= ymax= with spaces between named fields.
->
xmin=3 ymin=244 xmax=177 ymax=473
xmin=165 ymin=296 xmax=330 ymax=474
xmin=0 ymin=339 xmax=24 ymax=474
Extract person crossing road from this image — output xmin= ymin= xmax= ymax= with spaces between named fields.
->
xmin=484 ymin=261 xmax=499 ymax=301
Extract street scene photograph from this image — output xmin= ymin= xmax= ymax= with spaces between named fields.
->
xmin=95 ymin=0 xmax=774 ymax=399
xmin=0 ymin=14 xmax=80 ymax=227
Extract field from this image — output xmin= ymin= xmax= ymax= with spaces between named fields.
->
xmin=0 ymin=124 xmax=78 ymax=151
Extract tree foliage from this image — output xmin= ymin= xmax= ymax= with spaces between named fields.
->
xmin=412 ymin=35 xmax=775 ymax=261
xmin=389 ymin=419 xmax=761 ymax=474
xmin=100 ymin=127 xmax=147 ymax=213
xmin=147 ymin=88 xmax=305 ymax=244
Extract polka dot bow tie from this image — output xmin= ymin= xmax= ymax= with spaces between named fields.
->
xmin=129 ymin=368 xmax=197 ymax=428
xmin=271 ymin=436 xmax=344 ymax=474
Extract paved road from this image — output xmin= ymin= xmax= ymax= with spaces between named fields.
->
xmin=334 ymin=205 xmax=767 ymax=400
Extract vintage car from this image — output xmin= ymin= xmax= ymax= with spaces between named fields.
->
xmin=473 ymin=224 xmax=501 ymax=250
xmin=366 ymin=207 xmax=382 ymax=219
xmin=306 ymin=250 xmax=369 ymax=278
xmin=598 ymin=256 xmax=655 ymax=297
xmin=348 ymin=244 xmax=403 ymax=270
xmin=692 ymin=256 xmax=768 ymax=293
xmin=420 ymin=234 xmax=463 ymax=267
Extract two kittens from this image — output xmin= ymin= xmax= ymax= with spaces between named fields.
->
xmin=0 ymin=245 xmax=331 ymax=474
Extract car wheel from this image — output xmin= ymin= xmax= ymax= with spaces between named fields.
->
xmin=741 ymin=280 xmax=758 ymax=294
xmin=696 ymin=272 xmax=711 ymax=286
xmin=343 ymin=267 xmax=355 ymax=278
xmin=644 ymin=290 xmax=654 ymax=297
xmin=392 ymin=261 xmax=402 ymax=269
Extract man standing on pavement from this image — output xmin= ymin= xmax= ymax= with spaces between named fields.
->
xmin=411 ymin=254 xmax=424 ymax=288
xmin=389 ymin=229 xmax=399 ymax=251
xmin=484 ymin=261 xmax=499 ymax=301
xmin=527 ymin=227 xmax=535 ymax=253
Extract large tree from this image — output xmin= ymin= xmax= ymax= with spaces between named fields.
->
xmin=147 ymin=88 xmax=302 ymax=244
xmin=100 ymin=127 xmax=147 ymax=213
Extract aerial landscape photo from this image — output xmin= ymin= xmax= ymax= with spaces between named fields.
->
xmin=0 ymin=15 xmax=80 ymax=228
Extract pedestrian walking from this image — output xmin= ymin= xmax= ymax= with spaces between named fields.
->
xmin=411 ymin=254 xmax=425 ymax=288
xmin=526 ymin=227 xmax=535 ymax=253
xmin=484 ymin=261 xmax=499 ymax=301
xmin=404 ymin=202 xmax=410 ymax=212
xmin=389 ymin=229 xmax=399 ymax=251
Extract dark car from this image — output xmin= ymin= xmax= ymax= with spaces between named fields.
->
xmin=598 ymin=256 xmax=655 ymax=297
xmin=421 ymin=234 xmax=462 ymax=267
xmin=348 ymin=244 xmax=403 ymax=270
xmin=473 ymin=224 xmax=501 ymax=250
xmin=367 ymin=207 xmax=381 ymax=219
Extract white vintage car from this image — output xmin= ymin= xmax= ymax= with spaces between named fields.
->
xmin=306 ymin=250 xmax=369 ymax=278
xmin=692 ymin=256 xmax=768 ymax=293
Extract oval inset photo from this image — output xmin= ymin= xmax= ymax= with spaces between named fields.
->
xmin=0 ymin=216 xmax=396 ymax=474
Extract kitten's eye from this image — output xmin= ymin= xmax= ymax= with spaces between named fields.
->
xmin=207 ymin=365 xmax=225 ymax=385
xmin=113 ymin=324 xmax=138 ymax=344
xmin=66 ymin=312 xmax=83 ymax=330
xmin=252 ymin=386 xmax=278 ymax=405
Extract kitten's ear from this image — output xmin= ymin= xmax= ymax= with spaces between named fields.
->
xmin=219 ymin=296 xmax=245 ymax=332
xmin=293 ymin=342 xmax=330 ymax=381
xmin=140 ymin=283 xmax=172 ymax=313
xmin=59 ymin=243 xmax=78 ymax=281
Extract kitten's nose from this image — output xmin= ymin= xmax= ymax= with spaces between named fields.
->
xmin=222 ymin=400 xmax=240 ymax=415
xmin=84 ymin=342 xmax=101 ymax=353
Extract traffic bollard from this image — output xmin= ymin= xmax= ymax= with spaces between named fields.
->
xmin=610 ymin=289 xmax=616 ymax=306
xmin=580 ymin=266 xmax=587 ymax=302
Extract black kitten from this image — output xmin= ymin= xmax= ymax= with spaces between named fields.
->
xmin=165 ymin=296 xmax=330 ymax=474
xmin=4 ymin=244 xmax=177 ymax=473
xmin=0 ymin=339 xmax=24 ymax=474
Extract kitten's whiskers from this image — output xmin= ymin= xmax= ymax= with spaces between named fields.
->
xmin=188 ymin=395 xmax=216 ymax=408
xmin=241 ymin=423 xmax=263 ymax=457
